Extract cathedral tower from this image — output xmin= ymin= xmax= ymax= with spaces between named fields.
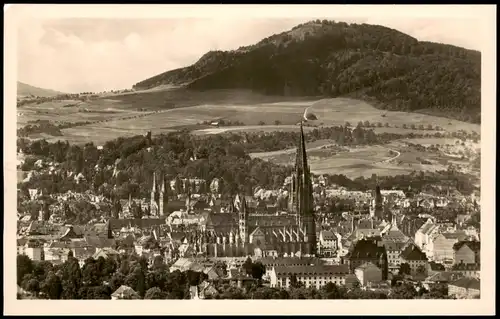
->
xmin=159 ymin=175 xmax=167 ymax=217
xmin=150 ymin=172 xmax=158 ymax=216
xmin=237 ymin=195 xmax=249 ymax=244
xmin=373 ymin=185 xmax=383 ymax=219
xmin=294 ymin=123 xmax=316 ymax=256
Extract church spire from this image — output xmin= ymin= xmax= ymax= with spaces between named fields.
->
xmin=296 ymin=122 xmax=316 ymax=256
xmin=150 ymin=172 xmax=158 ymax=216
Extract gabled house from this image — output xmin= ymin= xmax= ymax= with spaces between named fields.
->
xmin=383 ymin=241 xmax=408 ymax=273
xmin=355 ymin=262 xmax=382 ymax=287
xmin=343 ymin=238 xmax=388 ymax=280
xmin=432 ymin=231 xmax=468 ymax=263
xmin=400 ymin=244 xmax=428 ymax=276
xmin=453 ymin=240 xmax=480 ymax=265
xmin=318 ymin=230 xmax=340 ymax=257
xmin=414 ymin=219 xmax=439 ymax=257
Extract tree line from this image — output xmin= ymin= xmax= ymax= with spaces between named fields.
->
xmin=17 ymin=254 xmax=451 ymax=300
xmin=18 ymin=130 xmax=477 ymax=207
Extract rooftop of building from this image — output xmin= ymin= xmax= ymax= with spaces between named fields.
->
xmin=453 ymin=240 xmax=481 ymax=253
xmin=449 ymin=277 xmax=480 ymax=290
xmin=401 ymin=244 xmax=427 ymax=261
xmin=273 ymin=264 xmax=349 ymax=276
xmin=259 ymin=256 xmax=323 ymax=266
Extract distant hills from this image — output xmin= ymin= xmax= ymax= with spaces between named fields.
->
xmin=134 ymin=20 xmax=481 ymax=124
xmin=17 ymin=81 xmax=65 ymax=97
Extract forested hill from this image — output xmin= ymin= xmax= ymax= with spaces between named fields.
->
xmin=133 ymin=20 xmax=481 ymax=124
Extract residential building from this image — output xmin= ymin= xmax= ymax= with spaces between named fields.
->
xmin=383 ymin=241 xmax=407 ymax=273
xmin=25 ymin=240 xmax=43 ymax=261
xmin=343 ymin=238 xmax=388 ymax=280
xmin=269 ymin=264 xmax=349 ymax=290
xmin=259 ymin=256 xmax=323 ymax=278
xmin=17 ymin=238 xmax=28 ymax=255
xmin=318 ymin=230 xmax=339 ymax=257
xmin=169 ymin=258 xmax=205 ymax=273
xmin=453 ymin=240 xmax=480 ymax=265
xmin=424 ymin=271 xmax=463 ymax=286
xmin=432 ymin=232 xmax=468 ymax=263
xmin=354 ymin=262 xmax=383 ymax=287
xmin=448 ymin=277 xmax=480 ymax=299
xmin=381 ymin=215 xmax=410 ymax=243
xmin=451 ymin=263 xmax=480 ymax=279
xmin=414 ymin=218 xmax=439 ymax=258
xmin=400 ymin=244 xmax=428 ymax=275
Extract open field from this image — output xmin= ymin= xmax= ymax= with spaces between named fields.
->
xmin=17 ymin=88 xmax=481 ymax=177
xmin=192 ymin=125 xmax=316 ymax=135
xmin=307 ymin=99 xmax=480 ymax=134
xmin=251 ymin=143 xmax=409 ymax=178
xmin=47 ymin=95 xmax=480 ymax=145
xmin=249 ymin=137 xmax=473 ymax=178
xmin=18 ymin=87 xmax=480 ymax=133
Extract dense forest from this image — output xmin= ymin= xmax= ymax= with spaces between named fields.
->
xmin=134 ymin=20 xmax=481 ymax=123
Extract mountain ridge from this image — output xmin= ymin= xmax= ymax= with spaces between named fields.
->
xmin=17 ymin=81 xmax=65 ymax=97
xmin=133 ymin=20 xmax=481 ymax=124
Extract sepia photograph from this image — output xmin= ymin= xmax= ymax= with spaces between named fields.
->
xmin=4 ymin=4 xmax=496 ymax=316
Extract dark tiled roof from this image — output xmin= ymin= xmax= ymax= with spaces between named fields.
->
xmin=401 ymin=244 xmax=427 ymax=261
xmin=320 ymin=230 xmax=336 ymax=240
xmin=259 ymin=256 xmax=322 ymax=267
xmin=347 ymin=239 xmax=386 ymax=259
xmin=108 ymin=218 xmax=165 ymax=230
xmin=441 ymin=231 xmax=467 ymax=240
xmin=206 ymin=213 xmax=238 ymax=227
xmin=274 ymin=264 xmax=349 ymax=276
xmin=383 ymin=241 xmax=407 ymax=252
xmin=429 ymin=261 xmax=446 ymax=271
xmin=452 ymin=263 xmax=480 ymax=271
xmin=84 ymin=236 xmax=116 ymax=248
xmin=165 ymin=200 xmax=188 ymax=213
xmin=449 ymin=277 xmax=480 ymax=290
xmin=248 ymin=215 xmax=296 ymax=227
xmin=357 ymin=219 xmax=374 ymax=229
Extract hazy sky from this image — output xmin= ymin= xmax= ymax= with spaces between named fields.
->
xmin=17 ymin=17 xmax=484 ymax=93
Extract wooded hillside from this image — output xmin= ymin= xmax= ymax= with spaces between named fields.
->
xmin=134 ymin=20 xmax=481 ymax=123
